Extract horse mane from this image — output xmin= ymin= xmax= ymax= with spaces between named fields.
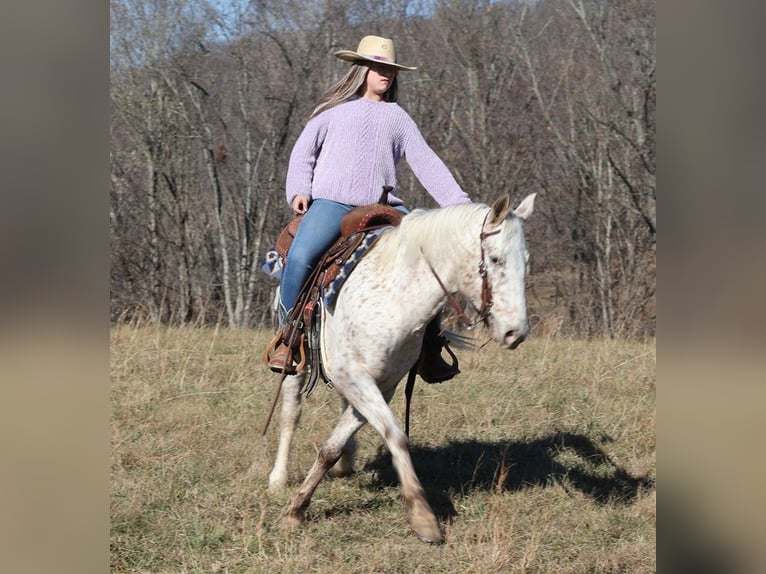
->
xmin=378 ymin=203 xmax=488 ymax=267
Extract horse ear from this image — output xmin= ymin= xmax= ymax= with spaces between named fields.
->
xmin=488 ymin=194 xmax=512 ymax=225
xmin=513 ymin=193 xmax=536 ymax=221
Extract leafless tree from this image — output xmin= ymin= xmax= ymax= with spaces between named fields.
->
xmin=510 ymin=0 xmax=655 ymax=337
xmin=110 ymin=0 xmax=655 ymax=338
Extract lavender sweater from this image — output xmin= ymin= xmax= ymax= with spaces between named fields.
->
xmin=285 ymin=97 xmax=471 ymax=208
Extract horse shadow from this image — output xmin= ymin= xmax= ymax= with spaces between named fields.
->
xmin=362 ymin=430 xmax=654 ymax=522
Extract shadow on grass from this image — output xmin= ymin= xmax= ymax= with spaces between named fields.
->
xmin=362 ymin=431 xmax=654 ymax=522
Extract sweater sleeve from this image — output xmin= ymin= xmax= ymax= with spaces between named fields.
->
xmin=285 ymin=116 xmax=326 ymax=207
xmin=399 ymin=111 xmax=471 ymax=207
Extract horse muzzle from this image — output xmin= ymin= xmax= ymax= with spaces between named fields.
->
xmin=501 ymin=321 xmax=529 ymax=349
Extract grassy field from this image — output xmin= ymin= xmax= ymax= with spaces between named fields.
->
xmin=111 ymin=325 xmax=655 ymax=573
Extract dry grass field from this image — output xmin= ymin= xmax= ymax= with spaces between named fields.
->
xmin=111 ymin=325 xmax=655 ymax=573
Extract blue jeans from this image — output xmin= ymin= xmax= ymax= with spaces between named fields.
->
xmin=279 ymin=199 xmax=408 ymax=316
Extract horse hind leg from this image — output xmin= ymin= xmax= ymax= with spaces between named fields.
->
xmin=268 ymin=375 xmax=303 ymax=493
xmin=285 ymin=404 xmax=366 ymax=528
xmin=328 ymin=399 xmax=356 ymax=478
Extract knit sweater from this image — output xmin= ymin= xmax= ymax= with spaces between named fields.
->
xmin=285 ymin=97 xmax=471 ymax=208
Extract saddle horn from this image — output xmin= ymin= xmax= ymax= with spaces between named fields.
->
xmin=378 ymin=185 xmax=393 ymax=204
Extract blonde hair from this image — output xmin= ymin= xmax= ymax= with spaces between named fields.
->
xmin=310 ymin=62 xmax=400 ymax=119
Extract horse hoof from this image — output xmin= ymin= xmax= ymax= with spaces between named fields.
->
xmin=268 ymin=484 xmax=284 ymax=495
xmin=327 ymin=466 xmax=354 ymax=478
xmin=283 ymin=510 xmax=304 ymax=530
xmin=268 ymin=478 xmax=287 ymax=494
xmin=410 ymin=515 xmax=443 ymax=544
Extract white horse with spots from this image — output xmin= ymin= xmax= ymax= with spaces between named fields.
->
xmin=267 ymin=193 xmax=536 ymax=543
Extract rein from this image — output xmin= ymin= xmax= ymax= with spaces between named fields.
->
xmin=405 ymin=209 xmax=501 ymax=437
xmin=423 ymin=209 xmax=500 ymax=330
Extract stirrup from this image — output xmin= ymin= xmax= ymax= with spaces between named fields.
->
xmin=263 ymin=331 xmax=306 ymax=374
xmin=417 ymin=338 xmax=460 ymax=384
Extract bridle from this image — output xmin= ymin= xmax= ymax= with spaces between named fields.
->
xmin=423 ymin=209 xmax=501 ymax=330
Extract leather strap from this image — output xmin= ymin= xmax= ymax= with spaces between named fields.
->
xmin=404 ymin=366 xmax=417 ymax=437
xmin=423 ymin=209 xmax=500 ymax=329
xmin=261 ymin=372 xmax=287 ymax=436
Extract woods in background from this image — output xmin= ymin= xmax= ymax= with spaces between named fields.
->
xmin=110 ymin=0 xmax=655 ymax=338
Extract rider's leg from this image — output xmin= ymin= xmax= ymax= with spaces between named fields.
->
xmin=269 ymin=200 xmax=351 ymax=374
xmin=278 ymin=199 xmax=352 ymax=312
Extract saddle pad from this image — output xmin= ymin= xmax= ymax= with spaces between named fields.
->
xmin=323 ymin=228 xmax=387 ymax=310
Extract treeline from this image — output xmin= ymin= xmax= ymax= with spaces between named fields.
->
xmin=110 ymin=0 xmax=655 ymax=338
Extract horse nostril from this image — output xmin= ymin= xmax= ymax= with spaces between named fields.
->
xmin=507 ymin=330 xmax=526 ymax=349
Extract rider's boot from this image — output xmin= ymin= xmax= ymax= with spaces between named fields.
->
xmin=268 ymin=342 xmax=296 ymax=375
xmin=267 ymin=303 xmax=297 ymax=375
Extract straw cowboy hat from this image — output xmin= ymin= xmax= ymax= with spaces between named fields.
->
xmin=334 ymin=35 xmax=417 ymax=71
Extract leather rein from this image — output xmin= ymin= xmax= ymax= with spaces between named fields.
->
xmin=423 ymin=209 xmax=500 ymax=330
xmin=405 ymin=209 xmax=501 ymax=437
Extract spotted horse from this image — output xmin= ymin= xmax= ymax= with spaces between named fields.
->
xmin=263 ymin=192 xmax=536 ymax=543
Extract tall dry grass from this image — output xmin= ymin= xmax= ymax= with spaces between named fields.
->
xmin=111 ymin=325 xmax=655 ymax=573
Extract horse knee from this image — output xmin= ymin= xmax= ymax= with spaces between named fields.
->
xmin=281 ymin=379 xmax=302 ymax=418
xmin=385 ymin=428 xmax=410 ymax=458
xmin=317 ymin=444 xmax=343 ymax=470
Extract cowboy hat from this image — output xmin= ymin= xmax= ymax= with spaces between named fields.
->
xmin=334 ymin=35 xmax=417 ymax=71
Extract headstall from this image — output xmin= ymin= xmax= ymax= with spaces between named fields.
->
xmin=424 ymin=209 xmax=500 ymax=329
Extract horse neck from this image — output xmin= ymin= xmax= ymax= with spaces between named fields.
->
xmin=398 ymin=205 xmax=483 ymax=297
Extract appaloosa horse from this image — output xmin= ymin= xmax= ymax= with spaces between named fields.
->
xmin=266 ymin=193 xmax=536 ymax=543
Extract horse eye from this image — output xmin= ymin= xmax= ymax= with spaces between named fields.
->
xmin=489 ymin=256 xmax=502 ymax=265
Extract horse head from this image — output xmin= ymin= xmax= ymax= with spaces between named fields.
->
xmin=472 ymin=193 xmax=536 ymax=349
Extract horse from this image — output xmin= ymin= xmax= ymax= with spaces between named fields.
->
xmin=265 ymin=192 xmax=536 ymax=544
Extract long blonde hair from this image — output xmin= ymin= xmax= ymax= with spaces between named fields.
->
xmin=310 ymin=62 xmax=400 ymax=119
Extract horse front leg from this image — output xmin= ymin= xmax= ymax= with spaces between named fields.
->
xmin=268 ymin=374 xmax=303 ymax=492
xmin=344 ymin=381 xmax=443 ymax=544
xmin=285 ymin=403 xmax=366 ymax=528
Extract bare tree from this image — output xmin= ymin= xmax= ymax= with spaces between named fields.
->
xmin=509 ymin=0 xmax=655 ymax=337
xmin=111 ymin=0 xmax=194 ymax=321
xmin=110 ymin=0 xmax=655 ymax=338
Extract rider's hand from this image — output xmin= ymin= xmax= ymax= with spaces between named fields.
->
xmin=292 ymin=195 xmax=309 ymax=215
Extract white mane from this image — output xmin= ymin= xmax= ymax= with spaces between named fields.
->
xmin=372 ymin=203 xmax=488 ymax=270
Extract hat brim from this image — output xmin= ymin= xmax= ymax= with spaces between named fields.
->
xmin=334 ymin=50 xmax=417 ymax=71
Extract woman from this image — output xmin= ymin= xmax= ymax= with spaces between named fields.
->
xmin=269 ymin=35 xmax=471 ymax=380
